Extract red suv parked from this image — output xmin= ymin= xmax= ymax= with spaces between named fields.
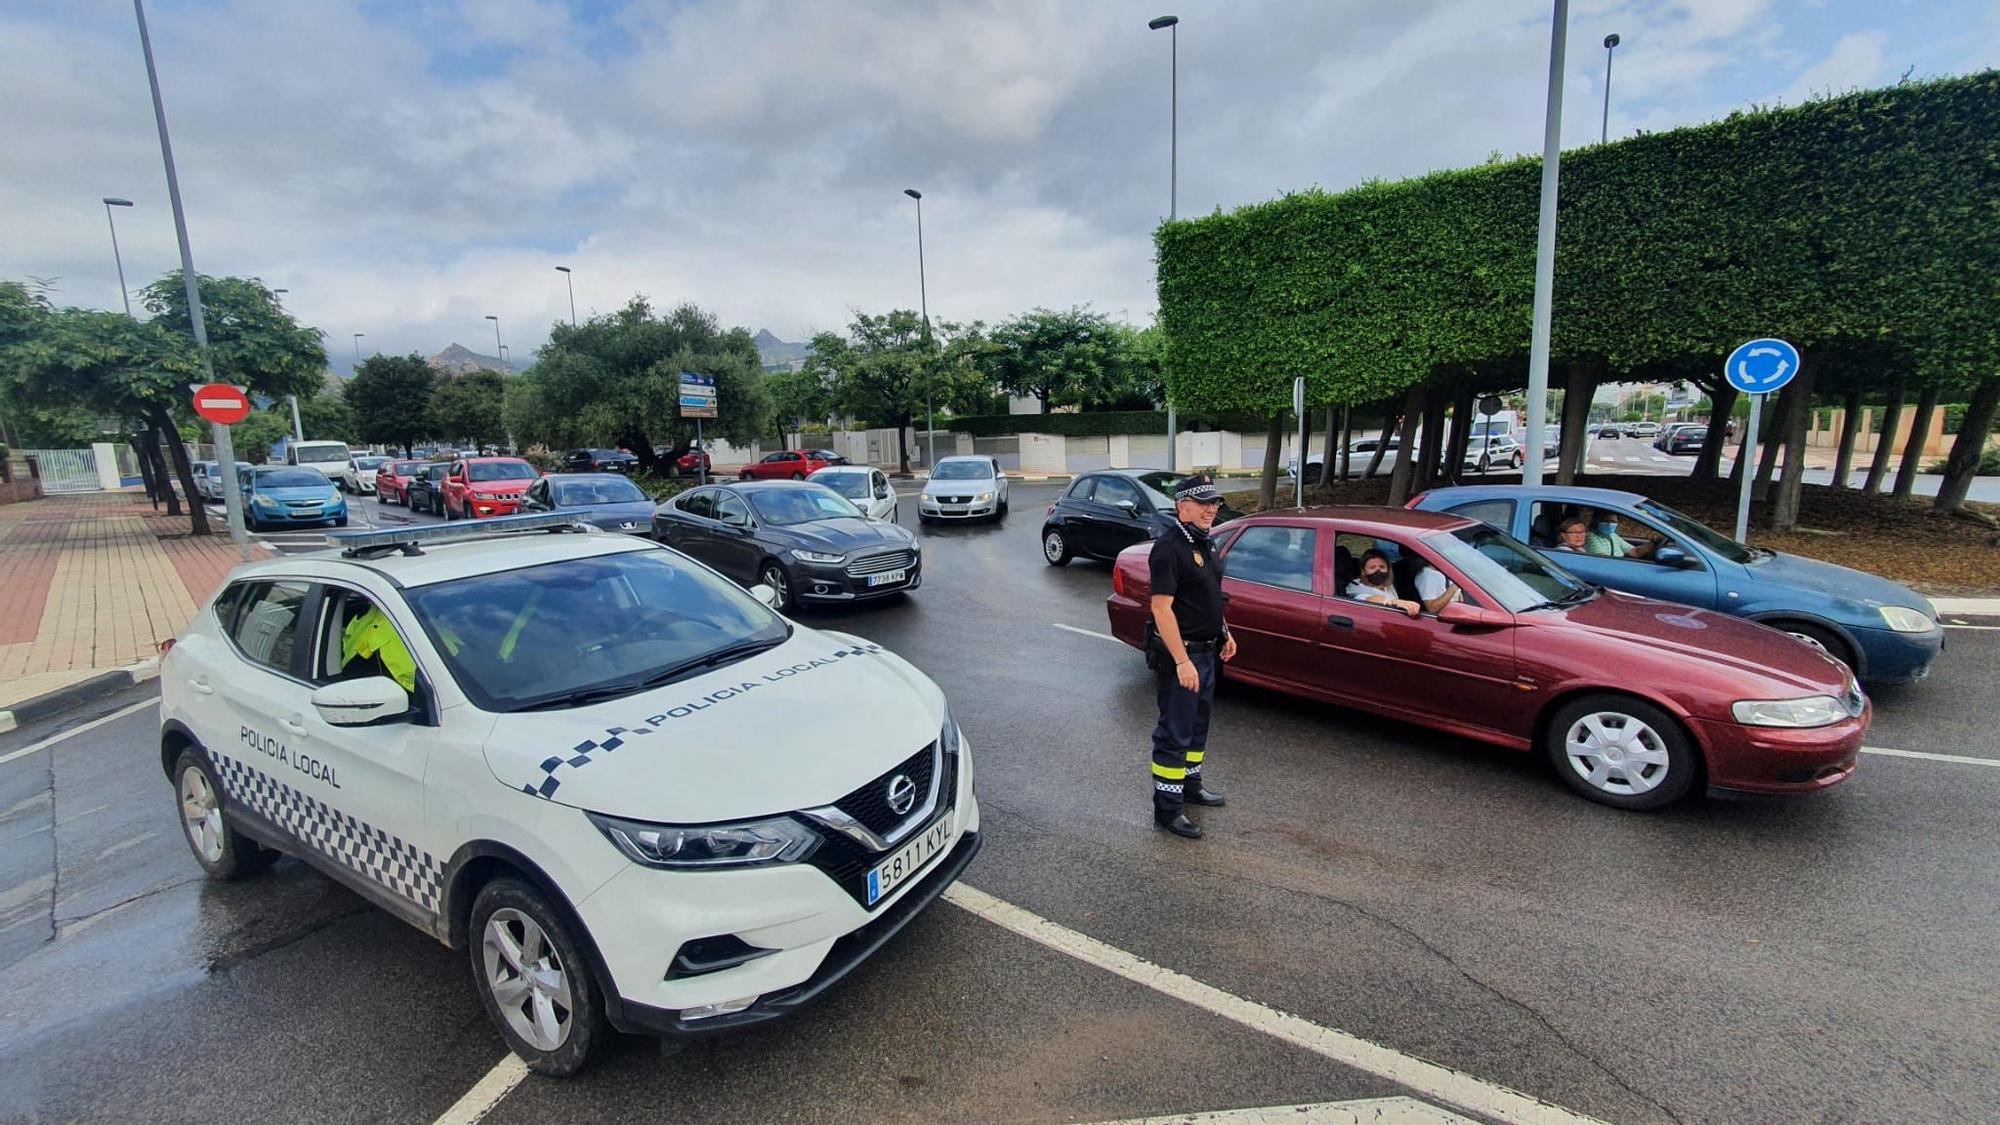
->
xmin=374 ymin=460 xmax=425 ymax=506
xmin=441 ymin=457 xmax=541 ymax=520
xmin=738 ymin=450 xmax=834 ymax=480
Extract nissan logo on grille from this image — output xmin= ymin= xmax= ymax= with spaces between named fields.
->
xmin=885 ymin=773 xmax=917 ymax=816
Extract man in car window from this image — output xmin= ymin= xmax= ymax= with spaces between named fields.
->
xmin=1145 ymin=475 xmax=1235 ymax=840
xmin=1345 ymin=549 xmax=1422 ymax=617
xmin=1414 ymin=562 xmax=1460 ymax=614
xmin=1585 ymin=511 xmax=1656 ymax=560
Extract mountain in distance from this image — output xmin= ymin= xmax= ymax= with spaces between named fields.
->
xmin=753 ymin=329 xmax=811 ymax=371
xmin=428 ymin=343 xmax=512 ymax=375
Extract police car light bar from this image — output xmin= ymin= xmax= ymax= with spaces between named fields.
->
xmin=330 ymin=512 xmax=595 ymax=558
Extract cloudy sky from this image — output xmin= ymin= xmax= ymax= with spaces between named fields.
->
xmin=5 ymin=0 xmax=1995 ymax=372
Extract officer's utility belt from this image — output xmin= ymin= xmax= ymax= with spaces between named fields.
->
xmin=1144 ymin=624 xmax=1222 ymax=670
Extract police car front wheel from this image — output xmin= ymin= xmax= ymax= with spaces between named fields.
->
xmin=469 ymin=878 xmax=607 ymax=1077
xmin=173 ymin=750 xmax=275 ymax=880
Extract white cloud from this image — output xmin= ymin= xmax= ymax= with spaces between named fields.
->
xmin=1780 ymin=29 xmax=1890 ymax=103
xmin=0 ymin=0 xmax=1961 ymax=372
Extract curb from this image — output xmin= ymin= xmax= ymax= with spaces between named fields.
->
xmin=0 ymin=658 xmax=160 ymax=735
xmin=1931 ymin=596 xmax=2000 ymax=616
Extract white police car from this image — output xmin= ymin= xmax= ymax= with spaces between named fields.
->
xmin=159 ymin=513 xmax=979 ymax=1076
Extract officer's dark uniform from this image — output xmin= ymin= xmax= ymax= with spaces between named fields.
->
xmin=1147 ymin=475 xmax=1229 ymax=833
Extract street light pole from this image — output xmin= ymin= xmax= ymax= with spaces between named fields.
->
xmin=485 ymin=314 xmax=504 ymax=363
xmin=904 ymin=188 xmax=936 ymax=472
xmin=352 ymin=333 xmax=364 ymax=365
xmin=1149 ymin=14 xmax=1180 ymax=471
xmin=1601 ymin=33 xmax=1620 ymax=144
xmin=132 ymin=0 xmax=245 ymax=559
xmin=1523 ymin=0 xmax=1570 ymax=489
xmin=555 ymin=265 xmax=576 ymax=326
xmin=102 ymin=198 xmax=135 ymax=316
xmin=499 ymin=344 xmax=510 ymax=369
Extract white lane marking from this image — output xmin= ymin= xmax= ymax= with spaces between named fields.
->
xmin=944 ymin=884 xmax=1605 ymax=1125
xmin=1053 ymin=622 xmax=1123 ymax=644
xmin=0 ymin=699 xmax=158 ymax=768
xmin=1860 ymin=745 xmax=2000 ymax=769
xmin=1077 ymin=1097 xmax=1477 ymax=1124
xmin=431 ymin=1054 xmax=531 ymax=1125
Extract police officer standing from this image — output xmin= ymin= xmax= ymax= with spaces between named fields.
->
xmin=1147 ymin=474 xmax=1235 ymax=838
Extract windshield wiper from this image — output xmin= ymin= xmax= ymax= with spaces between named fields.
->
xmin=509 ymin=637 xmax=786 ymax=712
xmin=1523 ymin=585 xmax=1597 ymax=612
xmin=511 ymin=683 xmax=653 ymax=712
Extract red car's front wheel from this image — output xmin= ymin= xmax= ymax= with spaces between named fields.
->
xmin=1544 ymin=694 xmax=1696 ymax=809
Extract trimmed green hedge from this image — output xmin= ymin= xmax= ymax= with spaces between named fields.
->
xmin=1157 ymin=72 xmax=2000 ymax=414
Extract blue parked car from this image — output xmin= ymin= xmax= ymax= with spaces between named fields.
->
xmin=239 ymin=466 xmax=348 ymax=531
xmin=519 ymin=471 xmax=656 ymax=533
xmin=1408 ymin=484 xmax=1944 ymax=684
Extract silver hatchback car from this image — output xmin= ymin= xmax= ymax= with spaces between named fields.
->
xmin=919 ymin=456 xmax=1010 ymax=522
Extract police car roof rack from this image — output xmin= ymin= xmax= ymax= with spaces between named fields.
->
xmin=330 ymin=512 xmax=596 ymax=559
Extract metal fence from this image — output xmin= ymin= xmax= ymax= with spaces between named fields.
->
xmin=26 ymin=448 xmax=101 ymax=493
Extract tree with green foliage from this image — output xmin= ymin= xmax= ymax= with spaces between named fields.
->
xmin=982 ymin=306 xmax=1135 ymax=413
xmin=1155 ymin=73 xmax=2000 ymax=522
xmin=231 ymin=409 xmax=293 ymax=465
xmin=142 ymin=273 xmax=327 ymax=400
xmin=805 ymin=310 xmax=987 ymax=474
xmin=344 ymin=354 xmax=435 ymax=455
xmin=523 ymin=299 xmax=769 ymax=471
xmin=430 ymin=371 xmax=505 ymax=449
xmin=297 ymin=387 xmax=357 ymax=445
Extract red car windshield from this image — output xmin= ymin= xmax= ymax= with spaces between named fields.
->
xmin=1426 ymin=524 xmax=1590 ymax=612
xmin=468 ymin=461 xmax=537 ymax=482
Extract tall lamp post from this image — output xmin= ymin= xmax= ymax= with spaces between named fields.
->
xmin=102 ymin=197 xmax=135 ymax=316
xmin=1601 ymin=33 xmax=1620 ymax=144
xmin=485 ymin=314 xmax=504 ymax=363
xmin=555 ymin=265 xmax=576 ymax=326
xmin=352 ymin=333 xmax=365 ymax=364
xmin=499 ymin=344 xmax=510 ymax=369
xmin=1523 ymin=0 xmax=1570 ymax=488
xmin=132 ymin=0 xmax=245 ymax=557
xmin=1149 ymin=14 xmax=1179 ymax=471
xmin=903 ymin=188 xmax=936 ymax=472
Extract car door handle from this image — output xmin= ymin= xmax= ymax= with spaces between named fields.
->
xmin=279 ymin=715 xmax=309 ymax=736
xmin=188 ymin=677 xmax=215 ymax=695
xmin=1325 ymin=614 xmax=1354 ymax=629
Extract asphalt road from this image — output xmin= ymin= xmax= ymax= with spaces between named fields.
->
xmin=7 ymin=481 xmax=1998 ymax=1124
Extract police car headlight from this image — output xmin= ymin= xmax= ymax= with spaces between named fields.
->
xmin=790 ymin=549 xmax=846 ymax=564
xmin=587 ymin=812 xmax=820 ymax=869
xmin=940 ymin=704 xmax=961 ymax=755
xmin=1877 ymin=605 xmax=1934 ymax=633
xmin=1730 ymin=695 xmax=1847 ymax=728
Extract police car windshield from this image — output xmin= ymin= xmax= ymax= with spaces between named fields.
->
xmin=930 ymin=460 xmax=992 ymax=480
xmin=551 ymin=477 xmax=647 ymax=505
xmin=403 ymin=551 xmax=789 ymax=713
xmin=468 ymin=461 xmax=538 ymax=482
xmin=747 ymin=486 xmax=863 ymax=525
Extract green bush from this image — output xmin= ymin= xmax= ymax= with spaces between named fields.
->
xmin=945 ymin=409 xmax=1374 ymax=438
xmin=629 ymin=471 xmax=690 ymax=501
xmin=1926 ymin=447 xmax=2000 ymax=476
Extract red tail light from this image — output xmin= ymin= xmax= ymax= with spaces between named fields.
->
xmin=1112 ymin=565 xmax=1126 ymax=597
xmin=1404 ymin=490 xmax=1429 ymax=509
xmin=158 ymin=636 xmax=177 ymax=655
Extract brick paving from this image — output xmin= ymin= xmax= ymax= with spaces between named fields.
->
xmin=0 ymin=492 xmax=263 ymax=710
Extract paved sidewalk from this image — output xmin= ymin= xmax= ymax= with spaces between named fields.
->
xmin=0 ymin=492 xmax=261 ymax=711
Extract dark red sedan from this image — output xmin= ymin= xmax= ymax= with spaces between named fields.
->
xmin=1106 ymin=507 xmax=1868 ymax=809
xmin=373 ymin=460 xmax=424 ymax=506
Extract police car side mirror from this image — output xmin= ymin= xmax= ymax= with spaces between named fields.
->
xmin=310 ymin=677 xmax=410 ymax=726
xmin=750 ymin=583 xmax=783 ymax=610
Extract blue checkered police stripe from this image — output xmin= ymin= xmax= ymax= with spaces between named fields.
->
xmin=211 ymin=751 xmax=444 ymax=914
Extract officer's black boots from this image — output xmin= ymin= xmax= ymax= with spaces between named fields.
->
xmin=1155 ymin=812 xmax=1202 ymax=839
xmin=1184 ymin=784 xmax=1226 ymax=807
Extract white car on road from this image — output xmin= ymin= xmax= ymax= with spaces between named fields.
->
xmin=919 ymin=456 xmax=1009 ymax=522
xmin=810 ymin=465 xmax=900 ymax=521
xmin=157 ymin=514 xmax=980 ymax=1076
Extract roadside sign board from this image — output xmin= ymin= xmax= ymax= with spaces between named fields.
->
xmin=1727 ymin=337 xmax=1801 ymax=541
xmin=1724 ymin=338 xmax=1800 ymax=396
xmin=191 ymin=383 xmax=250 ymax=425
xmin=679 ymin=371 xmax=718 ymax=419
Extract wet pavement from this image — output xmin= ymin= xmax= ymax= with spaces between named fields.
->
xmin=3 ymin=481 xmax=1996 ymax=1124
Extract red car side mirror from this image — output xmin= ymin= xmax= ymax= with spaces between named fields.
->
xmin=1439 ymin=601 xmax=1513 ymax=628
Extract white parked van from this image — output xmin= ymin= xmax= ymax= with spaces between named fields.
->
xmin=286 ymin=440 xmax=360 ymax=492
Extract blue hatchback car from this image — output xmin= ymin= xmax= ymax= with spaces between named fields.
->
xmin=239 ymin=466 xmax=348 ymax=531
xmin=1409 ymin=485 xmax=1944 ymax=684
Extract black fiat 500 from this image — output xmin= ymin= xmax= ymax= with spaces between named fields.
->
xmin=1040 ymin=469 xmax=1240 ymax=566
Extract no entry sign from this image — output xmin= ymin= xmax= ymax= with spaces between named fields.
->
xmin=191 ymin=383 xmax=251 ymax=425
